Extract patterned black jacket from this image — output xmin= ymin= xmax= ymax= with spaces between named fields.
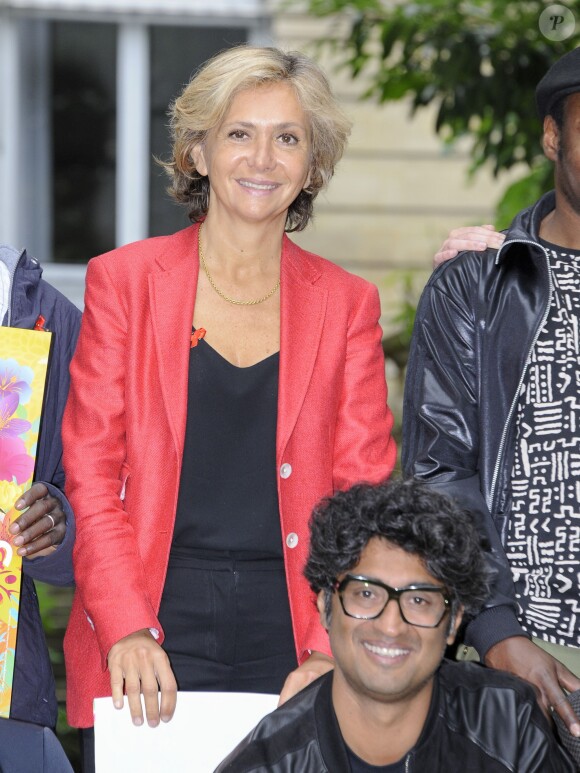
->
xmin=402 ymin=192 xmax=558 ymax=657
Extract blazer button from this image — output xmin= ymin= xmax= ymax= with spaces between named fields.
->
xmin=280 ymin=463 xmax=292 ymax=479
xmin=286 ymin=532 xmax=299 ymax=549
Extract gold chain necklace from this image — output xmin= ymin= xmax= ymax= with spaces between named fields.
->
xmin=198 ymin=224 xmax=280 ymax=306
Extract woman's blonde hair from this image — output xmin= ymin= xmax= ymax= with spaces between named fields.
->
xmin=162 ymin=45 xmax=351 ymax=232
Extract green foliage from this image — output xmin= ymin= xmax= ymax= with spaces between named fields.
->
xmin=300 ymin=0 xmax=578 ymax=176
xmin=35 ymin=579 xmax=59 ymax=633
xmin=37 ymin=582 xmax=80 ymax=769
xmin=495 ymin=159 xmax=553 ymax=228
xmin=381 ymin=270 xmax=417 ymax=371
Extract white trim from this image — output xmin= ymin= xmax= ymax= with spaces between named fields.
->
xmin=0 ymin=16 xmax=22 ymax=249
xmin=22 ymin=20 xmax=52 ymax=260
xmin=4 ymin=1 xmax=265 ymax=19
xmin=116 ymin=23 xmax=150 ymax=247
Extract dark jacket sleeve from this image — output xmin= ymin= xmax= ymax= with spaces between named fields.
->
xmin=22 ymin=288 xmax=81 ymax=587
xmin=402 ymin=267 xmax=525 ymax=656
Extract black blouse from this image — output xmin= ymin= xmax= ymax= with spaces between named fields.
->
xmin=171 ymin=335 xmax=283 ymax=558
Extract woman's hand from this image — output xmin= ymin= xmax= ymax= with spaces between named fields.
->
xmin=278 ymin=651 xmax=334 ymax=706
xmin=107 ymin=629 xmax=178 ymax=727
xmin=433 ymin=224 xmax=505 ymax=268
xmin=8 ymin=482 xmax=66 ymax=557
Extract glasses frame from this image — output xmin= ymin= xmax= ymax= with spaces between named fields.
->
xmin=335 ymin=574 xmax=451 ymax=629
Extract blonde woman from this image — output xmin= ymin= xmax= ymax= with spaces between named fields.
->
xmin=62 ymin=45 xmax=396 ymax=770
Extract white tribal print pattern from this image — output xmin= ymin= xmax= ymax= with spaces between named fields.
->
xmin=506 ymin=244 xmax=580 ymax=646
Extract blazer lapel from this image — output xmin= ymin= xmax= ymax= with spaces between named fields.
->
xmin=148 ymin=227 xmax=199 ymax=461
xmin=278 ymin=237 xmax=328 ymax=458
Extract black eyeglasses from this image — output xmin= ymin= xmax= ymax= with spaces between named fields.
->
xmin=335 ymin=575 xmax=451 ymax=628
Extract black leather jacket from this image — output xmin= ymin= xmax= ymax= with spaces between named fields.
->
xmin=216 ymin=662 xmax=573 ymax=772
xmin=402 ymin=192 xmax=556 ymax=656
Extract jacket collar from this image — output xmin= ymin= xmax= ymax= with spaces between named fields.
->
xmin=506 ymin=190 xmax=555 ymax=243
xmin=314 ymin=673 xmax=353 ymax=770
xmin=147 ymin=224 xmax=329 ymax=462
xmin=495 ymin=191 xmax=555 ymax=266
xmin=0 ymin=244 xmax=25 ymax=275
xmin=278 ymin=235 xmax=327 ymax=456
xmin=407 ymin=669 xmax=441 ymax=761
xmin=148 ymin=225 xmax=200 ymax=460
xmin=315 ymin=670 xmax=441 ymax=769
xmin=0 ymin=245 xmax=43 ymax=327
xmin=151 ymin=223 xmax=199 ymax=272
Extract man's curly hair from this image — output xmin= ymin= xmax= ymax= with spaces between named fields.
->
xmin=305 ymin=478 xmax=494 ymax=619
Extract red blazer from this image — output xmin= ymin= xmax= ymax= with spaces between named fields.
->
xmin=62 ymin=223 xmax=396 ymax=727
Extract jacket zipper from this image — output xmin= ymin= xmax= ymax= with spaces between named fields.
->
xmin=405 ymin=753 xmax=410 ymax=771
xmin=487 ymin=239 xmax=553 ymax=514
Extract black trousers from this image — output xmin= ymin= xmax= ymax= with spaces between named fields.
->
xmin=81 ymin=554 xmax=297 ymax=773
xmin=158 ymin=552 xmax=297 ymax=694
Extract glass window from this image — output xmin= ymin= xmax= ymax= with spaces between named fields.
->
xmin=149 ymin=25 xmax=247 ymax=236
xmin=50 ymin=22 xmax=248 ymax=262
xmin=51 ymin=22 xmax=117 ymax=263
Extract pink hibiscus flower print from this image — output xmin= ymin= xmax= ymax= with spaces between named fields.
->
xmin=0 ymin=436 xmax=34 ymax=484
xmin=0 ymin=359 xmax=33 ymax=405
xmin=0 ymin=391 xmax=31 ymax=438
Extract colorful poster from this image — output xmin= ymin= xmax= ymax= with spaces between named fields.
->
xmin=0 ymin=328 xmax=52 ymax=717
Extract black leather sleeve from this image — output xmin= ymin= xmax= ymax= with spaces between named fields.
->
xmin=402 ymin=267 xmax=524 ymax=655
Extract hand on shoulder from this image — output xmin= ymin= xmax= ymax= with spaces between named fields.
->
xmin=278 ymin=651 xmax=334 ymax=706
xmin=485 ymin=636 xmax=580 ymax=737
xmin=433 ymin=225 xmax=505 ymax=268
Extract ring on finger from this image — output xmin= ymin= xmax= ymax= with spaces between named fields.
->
xmin=46 ymin=513 xmax=56 ymax=530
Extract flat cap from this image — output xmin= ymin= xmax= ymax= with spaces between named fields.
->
xmin=536 ymin=46 xmax=580 ymax=120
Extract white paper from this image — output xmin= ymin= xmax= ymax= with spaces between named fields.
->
xmin=94 ymin=691 xmax=278 ymax=772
